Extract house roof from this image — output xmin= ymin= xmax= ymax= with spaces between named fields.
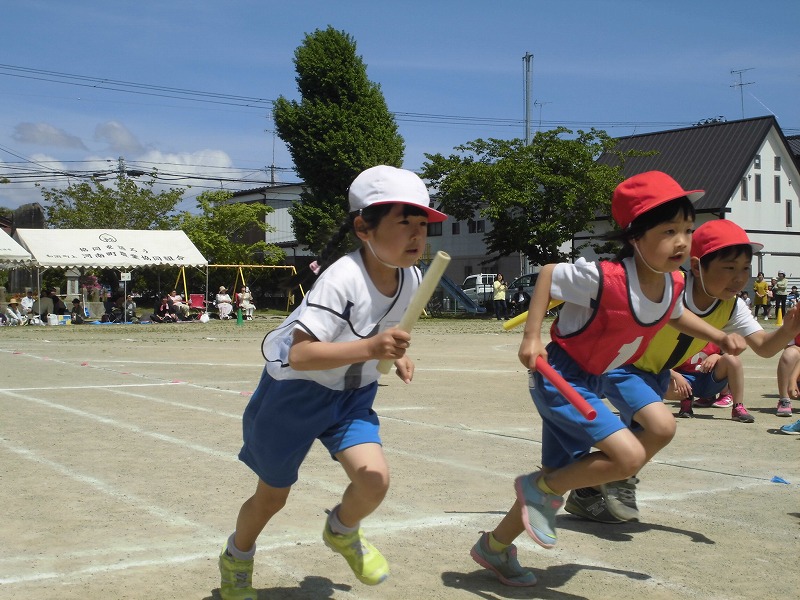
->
xmin=597 ymin=116 xmax=786 ymax=213
xmin=787 ymin=134 xmax=800 ymax=164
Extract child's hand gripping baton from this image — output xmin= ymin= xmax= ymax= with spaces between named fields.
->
xmin=377 ymin=251 xmax=451 ymax=375
xmin=534 ymin=356 xmax=597 ymax=421
xmin=502 ymin=302 xmax=596 ymax=420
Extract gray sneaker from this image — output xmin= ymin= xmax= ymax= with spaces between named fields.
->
xmin=600 ymin=477 xmax=640 ymax=522
xmin=565 ymin=488 xmax=624 ymax=523
xmin=469 ymin=532 xmax=537 ymax=587
xmin=514 ymin=472 xmax=563 ymax=548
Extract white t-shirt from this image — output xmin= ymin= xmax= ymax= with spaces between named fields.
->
xmin=263 ymin=250 xmax=421 ymax=391
xmin=683 ymin=272 xmax=762 ymax=337
xmin=550 ymin=256 xmax=684 ymax=338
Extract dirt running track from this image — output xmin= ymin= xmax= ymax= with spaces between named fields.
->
xmin=1 ymin=317 xmax=798 ymax=599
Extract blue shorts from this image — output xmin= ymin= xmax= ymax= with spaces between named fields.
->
xmin=675 ymin=369 xmax=727 ymax=398
xmin=238 ymin=370 xmax=380 ymax=488
xmin=602 ymin=364 xmax=671 ymax=427
xmin=530 ymin=344 xmax=627 ymax=470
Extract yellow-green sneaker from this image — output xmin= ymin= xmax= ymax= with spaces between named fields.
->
xmin=323 ymin=524 xmax=389 ymax=585
xmin=218 ymin=544 xmax=256 ymax=600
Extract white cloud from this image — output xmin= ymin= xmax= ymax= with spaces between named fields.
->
xmin=12 ymin=122 xmax=87 ymax=150
xmin=94 ymin=121 xmax=144 ymax=155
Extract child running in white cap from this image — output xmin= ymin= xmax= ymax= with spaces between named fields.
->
xmin=218 ymin=166 xmax=446 ymax=599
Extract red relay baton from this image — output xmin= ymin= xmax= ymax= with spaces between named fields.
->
xmin=535 ymin=356 xmax=597 ymax=421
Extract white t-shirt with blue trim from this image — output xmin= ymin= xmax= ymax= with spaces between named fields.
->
xmin=262 ymin=249 xmax=421 ymax=391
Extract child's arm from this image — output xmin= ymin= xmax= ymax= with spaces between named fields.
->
xmin=518 ymin=263 xmax=555 ymax=370
xmin=288 ymin=328 xmax=411 ymax=371
xmin=668 ymin=369 xmax=693 ymax=400
xmin=741 ymin=304 xmax=800 ymax=357
xmin=670 ymin=310 xmax=747 ymax=356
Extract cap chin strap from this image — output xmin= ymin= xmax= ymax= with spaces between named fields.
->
xmin=696 ymin=264 xmax=714 ymax=298
xmin=365 ymin=240 xmax=401 ymax=270
xmin=633 ymin=241 xmax=669 ymax=275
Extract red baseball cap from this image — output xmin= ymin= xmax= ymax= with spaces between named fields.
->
xmin=691 ymin=219 xmax=763 ymax=258
xmin=612 ymin=171 xmax=704 ymax=229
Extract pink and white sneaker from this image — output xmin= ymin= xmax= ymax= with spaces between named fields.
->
xmin=712 ymin=393 xmax=733 ymax=408
xmin=776 ymin=398 xmax=793 ymax=417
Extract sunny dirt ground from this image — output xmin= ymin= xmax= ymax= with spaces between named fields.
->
xmin=1 ymin=316 xmax=798 ymax=600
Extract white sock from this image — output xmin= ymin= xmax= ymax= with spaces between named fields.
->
xmin=327 ymin=505 xmax=359 ymax=535
xmin=226 ymin=532 xmax=255 ymax=560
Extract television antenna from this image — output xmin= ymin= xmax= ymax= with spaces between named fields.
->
xmin=730 ymin=68 xmax=754 ymax=119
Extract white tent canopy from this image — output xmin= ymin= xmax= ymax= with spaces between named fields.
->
xmin=14 ymin=229 xmax=207 ymax=268
xmin=0 ymin=229 xmax=33 ymax=266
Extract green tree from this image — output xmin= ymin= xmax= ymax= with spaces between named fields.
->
xmin=422 ymin=128 xmax=624 ymax=266
xmin=38 ymin=170 xmax=185 ymax=230
xmin=274 ymin=26 xmax=404 ymax=253
xmin=171 ymin=190 xmax=284 ymax=266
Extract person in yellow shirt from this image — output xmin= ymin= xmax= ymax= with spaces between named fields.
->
xmin=753 ymin=272 xmax=770 ymax=320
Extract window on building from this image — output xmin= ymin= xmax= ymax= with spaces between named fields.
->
xmin=787 ymin=199 xmax=793 ymax=228
xmin=754 ymin=155 xmax=761 ymax=169
xmin=467 ymin=219 xmax=476 ymax=233
xmin=740 ymin=177 xmax=748 ymax=201
xmin=775 ymin=156 xmax=781 ymax=171
xmin=755 ymin=174 xmax=762 ymax=201
xmin=476 ymin=220 xmax=485 ymax=233
xmin=427 ymin=222 xmax=442 ymax=237
xmin=775 ymin=177 xmax=781 ymax=203
xmin=452 ymin=222 xmax=460 ymax=235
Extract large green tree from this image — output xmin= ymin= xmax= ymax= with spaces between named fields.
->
xmin=422 ymin=128 xmax=624 ymax=265
xmin=38 ymin=170 xmax=185 ymax=230
xmin=171 ymin=190 xmax=284 ymax=265
xmin=273 ymin=26 xmax=404 ymax=253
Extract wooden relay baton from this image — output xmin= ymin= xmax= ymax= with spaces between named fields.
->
xmin=377 ymin=251 xmax=451 ymax=375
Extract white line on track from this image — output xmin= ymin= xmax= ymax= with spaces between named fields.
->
xmin=0 ymin=390 xmax=234 ymax=460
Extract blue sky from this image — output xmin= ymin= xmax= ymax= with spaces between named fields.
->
xmin=2 ymin=0 xmax=798 ymax=211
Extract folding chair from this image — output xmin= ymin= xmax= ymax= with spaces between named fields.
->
xmin=188 ymin=293 xmax=210 ymax=320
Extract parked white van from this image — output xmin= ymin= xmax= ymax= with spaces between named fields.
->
xmin=461 ymin=273 xmax=497 ymax=308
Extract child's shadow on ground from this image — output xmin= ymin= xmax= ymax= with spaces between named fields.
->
xmin=205 ymin=575 xmax=351 ymax=600
xmin=557 ymin=514 xmax=715 ymax=545
xmin=443 ymin=561 xmax=651 ymax=600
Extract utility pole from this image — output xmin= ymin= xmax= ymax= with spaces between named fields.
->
xmin=523 ymin=52 xmax=533 ymax=145
xmin=730 ymin=68 xmax=754 ymax=119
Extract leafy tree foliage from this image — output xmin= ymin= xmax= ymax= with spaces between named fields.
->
xmin=421 ymin=128 xmax=624 ymax=266
xmin=38 ymin=171 xmax=184 ymax=230
xmin=274 ymin=26 xmax=404 ymax=253
xmin=171 ymin=190 xmax=284 ymax=266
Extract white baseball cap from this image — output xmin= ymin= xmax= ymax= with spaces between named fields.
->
xmin=348 ymin=165 xmax=447 ymax=223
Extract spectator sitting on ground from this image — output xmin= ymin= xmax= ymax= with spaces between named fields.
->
xmin=216 ymin=286 xmax=233 ymax=319
xmin=776 ymin=333 xmax=800 ymax=418
xmin=124 ymin=294 xmax=139 ymax=323
xmin=788 ymin=286 xmax=799 ymax=309
xmin=509 ymin=286 xmax=531 ymax=317
xmin=49 ymin=289 xmax=67 ymax=315
xmin=5 ymin=298 xmax=27 ymax=325
xmin=150 ymin=295 xmax=179 ymax=323
xmin=70 ymin=298 xmax=85 ymax=324
xmin=20 ymin=290 xmax=35 ymax=316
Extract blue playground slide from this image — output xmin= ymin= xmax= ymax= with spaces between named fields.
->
xmin=419 ymin=259 xmax=486 ymax=314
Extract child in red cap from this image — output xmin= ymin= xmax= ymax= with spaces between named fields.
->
xmin=569 ymin=218 xmax=800 ymax=524
xmin=470 ymin=171 xmax=747 ymax=586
